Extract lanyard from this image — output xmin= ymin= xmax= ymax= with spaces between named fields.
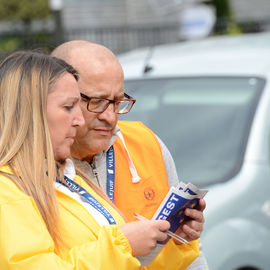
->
xmin=56 ymin=176 xmax=116 ymax=225
xmin=106 ymin=146 xmax=115 ymax=202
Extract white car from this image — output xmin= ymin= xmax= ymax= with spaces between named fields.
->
xmin=118 ymin=32 xmax=270 ymax=270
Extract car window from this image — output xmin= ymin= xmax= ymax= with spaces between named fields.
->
xmin=120 ymin=77 xmax=264 ymax=187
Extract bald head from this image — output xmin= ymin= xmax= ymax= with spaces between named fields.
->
xmin=51 ymin=40 xmax=125 ymax=161
xmin=51 ymin=40 xmax=123 ymax=79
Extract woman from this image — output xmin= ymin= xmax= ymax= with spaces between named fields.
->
xmin=0 ymin=51 xmax=199 ymax=269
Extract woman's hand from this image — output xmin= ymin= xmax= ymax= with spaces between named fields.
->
xmin=120 ymin=219 xmax=170 ymax=256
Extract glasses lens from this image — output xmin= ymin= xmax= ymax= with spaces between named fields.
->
xmin=85 ymin=95 xmax=135 ymax=114
xmin=88 ymin=98 xmax=109 ymax=113
xmin=117 ymin=100 xmax=134 ymax=114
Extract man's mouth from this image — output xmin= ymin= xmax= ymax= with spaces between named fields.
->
xmin=94 ymin=128 xmax=112 ymax=135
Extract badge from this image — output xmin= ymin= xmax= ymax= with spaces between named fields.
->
xmin=144 ymin=187 xmax=155 ymax=200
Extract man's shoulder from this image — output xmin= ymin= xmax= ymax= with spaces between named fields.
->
xmin=117 ymin=120 xmax=153 ymax=137
xmin=118 ymin=120 xmax=145 ymax=129
xmin=116 ymin=121 xmax=161 ymax=151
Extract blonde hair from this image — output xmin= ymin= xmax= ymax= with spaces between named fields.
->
xmin=0 ymin=51 xmax=78 ymax=248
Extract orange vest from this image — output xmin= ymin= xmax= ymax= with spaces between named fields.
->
xmin=114 ymin=121 xmax=169 ymax=221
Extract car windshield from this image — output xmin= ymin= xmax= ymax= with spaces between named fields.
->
xmin=120 ymin=77 xmax=264 ymax=187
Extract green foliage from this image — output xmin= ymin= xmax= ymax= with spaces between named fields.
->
xmin=0 ymin=37 xmax=20 ymax=52
xmin=210 ymin=0 xmax=243 ymax=35
xmin=0 ymin=31 xmax=54 ymax=54
xmin=0 ymin=0 xmax=51 ymax=21
xmin=211 ymin=0 xmax=232 ymax=19
xmin=226 ymin=22 xmax=242 ymax=35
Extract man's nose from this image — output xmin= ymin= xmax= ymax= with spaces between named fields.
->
xmin=73 ymin=107 xmax=85 ymax=127
xmin=98 ymin=103 xmax=117 ymax=124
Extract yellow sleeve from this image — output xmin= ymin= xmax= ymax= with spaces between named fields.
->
xmin=146 ymin=239 xmax=200 ymax=270
xmin=0 ymin=198 xmax=141 ymax=270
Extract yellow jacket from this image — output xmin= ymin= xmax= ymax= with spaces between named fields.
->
xmin=0 ymin=166 xmax=199 ymax=270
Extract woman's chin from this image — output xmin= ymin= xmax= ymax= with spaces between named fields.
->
xmin=54 ymin=151 xmax=71 ymax=163
xmin=56 ymin=159 xmax=67 ymax=164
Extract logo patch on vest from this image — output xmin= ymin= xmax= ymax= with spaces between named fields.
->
xmin=144 ymin=187 xmax=155 ymax=200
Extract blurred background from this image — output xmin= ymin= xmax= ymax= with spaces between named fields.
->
xmin=1 ymin=1 xmax=270 ymax=270
xmin=0 ymin=0 xmax=269 ymax=55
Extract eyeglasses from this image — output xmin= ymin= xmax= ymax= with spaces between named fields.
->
xmin=80 ymin=92 xmax=136 ymax=114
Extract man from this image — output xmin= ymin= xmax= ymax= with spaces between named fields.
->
xmin=52 ymin=40 xmax=209 ymax=269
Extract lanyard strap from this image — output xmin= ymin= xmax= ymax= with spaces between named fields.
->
xmin=106 ymin=146 xmax=115 ymax=202
xmin=56 ymin=176 xmax=116 ymax=225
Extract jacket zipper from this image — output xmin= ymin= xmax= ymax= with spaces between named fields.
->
xmin=90 ymin=157 xmax=101 ymax=187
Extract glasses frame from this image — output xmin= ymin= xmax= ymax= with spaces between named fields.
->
xmin=80 ymin=92 xmax=136 ymax=114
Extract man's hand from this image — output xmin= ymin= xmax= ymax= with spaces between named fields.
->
xmin=174 ymin=198 xmax=206 ymax=243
